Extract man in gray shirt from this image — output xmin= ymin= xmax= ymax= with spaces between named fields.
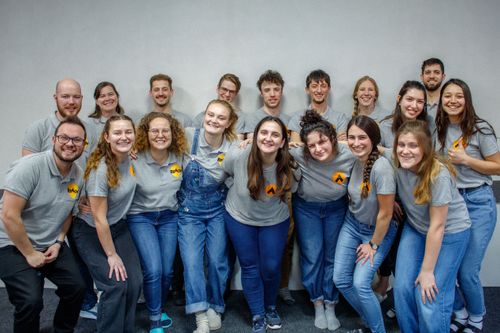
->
xmin=289 ymin=70 xmax=348 ymax=143
xmin=149 ymin=73 xmax=192 ymax=128
xmin=244 ymin=70 xmax=290 ymax=139
xmin=0 ymin=117 xmax=87 ymax=333
xmin=420 ymin=58 xmax=446 ymax=117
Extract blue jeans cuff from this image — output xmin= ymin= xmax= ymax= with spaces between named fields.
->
xmin=209 ymin=303 xmax=225 ymax=314
xmin=185 ymin=301 xmax=209 ymax=314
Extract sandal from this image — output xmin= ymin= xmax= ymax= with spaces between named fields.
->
xmin=450 ymin=317 xmax=467 ymax=333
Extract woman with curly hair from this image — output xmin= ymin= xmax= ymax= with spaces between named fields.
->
xmin=333 ymin=116 xmax=397 ymax=333
xmin=177 ymin=100 xmax=238 ymax=333
xmin=393 ymin=120 xmax=471 ymax=332
xmin=71 ymin=114 xmax=142 ymax=333
xmin=223 ymin=116 xmax=298 ymax=333
xmin=290 ymin=110 xmax=356 ymax=331
xmin=126 ymin=112 xmax=187 ymax=333
xmin=435 ymin=79 xmax=500 ymax=333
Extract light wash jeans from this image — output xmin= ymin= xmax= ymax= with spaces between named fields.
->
xmin=454 ymin=184 xmax=497 ymax=316
xmin=394 ymin=223 xmax=470 ymax=333
xmin=334 ymin=211 xmax=397 ymax=333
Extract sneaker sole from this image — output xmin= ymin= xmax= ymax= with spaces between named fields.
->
xmin=79 ymin=312 xmax=97 ymax=320
xmin=267 ymin=323 xmax=282 ymax=330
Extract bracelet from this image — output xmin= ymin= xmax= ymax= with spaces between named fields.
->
xmin=54 ymin=239 xmax=65 ymax=246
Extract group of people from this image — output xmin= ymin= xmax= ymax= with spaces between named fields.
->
xmin=0 ymin=57 xmax=498 ymax=333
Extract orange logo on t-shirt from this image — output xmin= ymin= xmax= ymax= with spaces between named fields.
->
xmin=331 ymin=172 xmax=347 ymax=185
xmin=452 ymin=137 xmax=468 ymax=150
xmin=129 ymin=165 xmax=135 ymax=177
xmin=360 ymin=181 xmax=371 ymax=193
xmin=265 ymin=184 xmax=278 ymax=197
xmin=169 ymin=163 xmax=182 ymax=178
xmin=217 ymin=153 xmax=225 ymax=166
xmin=67 ymin=183 xmax=79 ymax=199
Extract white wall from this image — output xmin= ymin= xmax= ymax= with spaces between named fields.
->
xmin=1 ymin=0 xmax=500 ymax=286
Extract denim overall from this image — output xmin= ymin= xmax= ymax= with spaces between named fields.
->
xmin=177 ymin=129 xmax=229 ymax=314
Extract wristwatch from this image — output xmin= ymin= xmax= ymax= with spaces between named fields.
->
xmin=369 ymin=240 xmax=379 ymax=251
xmin=54 ymin=239 xmax=65 ymax=246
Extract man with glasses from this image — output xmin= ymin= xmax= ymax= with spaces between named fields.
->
xmin=194 ymin=73 xmax=246 ymax=139
xmin=149 ymin=73 xmax=192 ymax=128
xmin=0 ymin=117 xmax=87 ymax=333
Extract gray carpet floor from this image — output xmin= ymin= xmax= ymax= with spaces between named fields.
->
xmin=1 ymin=288 xmax=499 ymax=332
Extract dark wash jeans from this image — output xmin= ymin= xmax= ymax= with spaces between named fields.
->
xmin=71 ymin=218 xmax=142 ymax=333
xmin=0 ymin=243 xmax=85 ymax=333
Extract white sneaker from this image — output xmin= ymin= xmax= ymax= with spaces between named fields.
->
xmin=325 ymin=304 xmax=341 ymax=331
xmin=193 ymin=311 xmax=210 ymax=333
xmin=79 ymin=303 xmax=98 ymax=320
xmin=206 ymin=308 xmax=222 ymax=330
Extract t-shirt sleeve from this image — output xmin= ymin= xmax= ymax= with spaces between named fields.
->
xmin=478 ymin=126 xmax=499 ymax=158
xmin=288 ymin=113 xmax=301 ymax=133
xmin=3 ymin=159 xmax=38 ymax=200
xmin=336 ymin=113 xmax=349 ymax=133
xmin=373 ymin=158 xmax=396 ymax=195
xmin=85 ymin=163 xmax=109 ymax=197
xmin=22 ymin=122 xmax=43 ymax=153
xmin=222 ymin=145 xmax=240 ymax=176
xmin=430 ymin=168 xmax=452 ymax=207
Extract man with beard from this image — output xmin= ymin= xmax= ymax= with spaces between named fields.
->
xmin=420 ymin=58 xmax=446 ymax=117
xmin=244 ymin=70 xmax=289 ymax=139
xmin=149 ymin=73 xmax=192 ymax=127
xmin=289 ymin=69 xmax=348 ymax=143
xmin=0 ymin=117 xmax=87 ymax=333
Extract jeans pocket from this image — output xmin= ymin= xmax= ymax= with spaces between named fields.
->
xmin=466 ymin=186 xmax=492 ymax=205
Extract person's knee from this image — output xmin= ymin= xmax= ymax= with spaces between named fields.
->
xmin=16 ymin=293 xmax=44 ymax=320
xmin=333 ymin=271 xmax=350 ymax=290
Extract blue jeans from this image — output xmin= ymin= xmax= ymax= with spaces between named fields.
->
xmin=454 ymin=184 xmax=497 ymax=316
xmin=178 ymin=154 xmax=229 ymax=314
xmin=293 ymin=195 xmax=347 ymax=303
xmin=127 ymin=209 xmax=178 ymax=320
xmin=394 ymin=224 xmax=470 ymax=333
xmin=334 ymin=212 xmax=397 ymax=333
xmin=225 ymin=211 xmax=290 ymax=317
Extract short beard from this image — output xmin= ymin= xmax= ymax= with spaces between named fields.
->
xmin=53 ymin=147 xmax=82 ymax=163
xmin=424 ymin=82 xmax=441 ymax=92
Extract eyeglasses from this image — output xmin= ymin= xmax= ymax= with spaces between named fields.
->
xmin=218 ymin=87 xmax=237 ymax=96
xmin=55 ymin=135 xmax=85 ymax=146
xmin=148 ymin=128 xmax=171 ymax=137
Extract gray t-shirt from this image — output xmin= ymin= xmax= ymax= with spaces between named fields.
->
xmin=288 ymin=106 xmax=348 ymax=135
xmin=396 ymin=166 xmax=471 ymax=234
xmin=170 ymin=110 xmax=192 ymax=128
xmin=184 ymin=127 xmax=234 ymax=183
xmin=0 ymin=151 xmax=84 ymax=250
xmin=427 ymin=102 xmax=438 ymax=118
xmin=223 ymin=146 xmax=297 ymax=226
xmin=193 ymin=110 xmax=246 ymax=134
xmin=290 ymin=143 xmax=355 ymax=202
xmin=379 ymin=115 xmax=436 ymax=148
xmin=366 ymin=105 xmax=392 ymax=123
xmin=128 ymin=151 xmax=184 ymax=214
xmin=244 ymin=107 xmax=291 ymax=134
xmin=348 ymin=156 xmax=396 ymax=226
xmin=437 ymin=122 xmax=498 ymax=188
xmin=22 ymin=111 xmax=96 ymax=170
xmin=77 ymin=157 xmax=136 ymax=227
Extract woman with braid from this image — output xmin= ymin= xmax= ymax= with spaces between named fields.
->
xmin=351 ymin=76 xmax=390 ymax=122
xmin=290 ymin=110 xmax=356 ymax=331
xmin=333 ymin=116 xmax=397 ymax=333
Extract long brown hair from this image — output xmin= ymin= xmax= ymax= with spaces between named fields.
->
xmin=348 ymin=115 xmax=381 ymax=199
xmin=134 ymin=112 xmax=187 ymax=157
xmin=89 ymin=81 xmax=124 ymax=119
xmin=436 ymin=78 xmax=496 ymax=152
xmin=85 ymin=115 xmax=135 ymax=188
xmin=393 ymin=120 xmax=455 ymax=204
xmin=381 ymin=80 xmax=428 ymax=134
xmin=247 ymin=116 xmax=297 ymax=202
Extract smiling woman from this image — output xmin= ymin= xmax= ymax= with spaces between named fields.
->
xmin=70 ymin=115 xmax=143 ymax=333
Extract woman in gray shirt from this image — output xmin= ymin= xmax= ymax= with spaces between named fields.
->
xmin=392 ymin=120 xmax=471 ymax=333
xmin=290 ymin=110 xmax=356 ymax=331
xmin=436 ymin=79 xmax=500 ymax=333
xmin=127 ymin=112 xmax=187 ymax=332
xmin=223 ymin=116 xmax=298 ymax=333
